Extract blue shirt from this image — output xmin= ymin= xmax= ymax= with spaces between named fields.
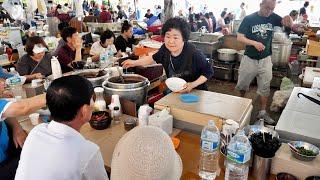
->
xmin=0 ymin=99 xmax=10 ymax=163
xmin=0 ymin=67 xmax=14 ymax=79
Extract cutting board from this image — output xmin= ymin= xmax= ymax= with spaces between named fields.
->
xmin=154 ymin=90 xmax=252 ymax=130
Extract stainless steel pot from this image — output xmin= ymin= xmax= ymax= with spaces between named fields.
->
xmin=72 ymin=69 xmax=109 ymax=87
xmin=102 ymin=80 xmax=150 ymax=107
xmin=271 ymin=41 xmax=292 ymax=67
xmin=217 ymin=48 xmax=237 ymax=62
xmin=105 ymin=74 xmax=148 ymax=89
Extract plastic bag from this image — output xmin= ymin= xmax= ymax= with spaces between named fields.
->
xmin=280 ymin=77 xmax=295 ymax=91
xmin=2 ymin=0 xmax=25 ymax=21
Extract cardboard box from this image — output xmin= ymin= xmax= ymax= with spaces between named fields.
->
xmin=306 ymin=40 xmax=320 ymax=57
xmin=154 ymin=90 xmax=252 ymax=130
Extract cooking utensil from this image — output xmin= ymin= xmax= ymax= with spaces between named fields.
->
xmin=116 ymin=66 xmax=125 ymax=83
xmin=244 ymin=125 xmax=279 ymax=139
xmin=288 ymin=141 xmax=319 ymax=161
xmin=217 ymin=48 xmax=237 ymax=62
xmin=297 ymin=93 xmax=320 ymax=105
xmin=105 ymin=74 xmax=148 ymax=89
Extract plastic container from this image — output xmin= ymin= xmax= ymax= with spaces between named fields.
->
xmin=225 ymin=130 xmax=252 ymax=180
xmin=51 ymin=56 xmax=62 ymax=80
xmin=199 ymin=120 xmax=220 ymax=180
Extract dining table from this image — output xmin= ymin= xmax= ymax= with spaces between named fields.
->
xmin=19 ymin=113 xmax=276 ymax=179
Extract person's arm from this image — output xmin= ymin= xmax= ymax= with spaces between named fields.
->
xmin=5 ymin=118 xmax=27 ymax=148
xmin=179 ymin=75 xmax=208 ymax=93
xmin=83 ymin=150 xmax=109 ymax=180
xmin=237 ymin=33 xmax=265 ymax=52
xmin=121 ymin=54 xmax=155 ymax=68
xmin=2 ymin=94 xmax=46 ymax=119
xmin=74 ymin=35 xmax=82 ymax=62
xmin=179 ymin=51 xmax=213 ymax=93
xmin=24 ymin=73 xmax=43 ymax=82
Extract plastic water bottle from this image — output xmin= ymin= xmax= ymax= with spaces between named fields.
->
xmin=225 ymin=130 xmax=252 ymax=180
xmin=199 ymin=120 xmax=220 ymax=180
xmin=10 ymin=67 xmax=19 ymax=76
xmin=100 ymin=49 xmax=109 ymax=66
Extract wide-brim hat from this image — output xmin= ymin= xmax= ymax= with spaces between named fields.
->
xmin=111 ymin=126 xmax=182 ymax=180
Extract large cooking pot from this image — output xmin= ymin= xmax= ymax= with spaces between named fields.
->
xmin=271 ymin=40 xmax=292 ymax=67
xmin=217 ymin=48 xmax=237 ymax=62
xmin=102 ymin=74 xmax=150 ymax=106
xmin=105 ymin=74 xmax=148 ymax=89
xmin=72 ymin=69 xmax=109 ymax=87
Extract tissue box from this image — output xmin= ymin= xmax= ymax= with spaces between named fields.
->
xmin=149 ymin=110 xmax=173 ymax=135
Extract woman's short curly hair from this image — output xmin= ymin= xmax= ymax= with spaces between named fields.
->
xmin=161 ymin=17 xmax=190 ymax=42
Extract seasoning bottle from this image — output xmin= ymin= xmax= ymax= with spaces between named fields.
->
xmin=94 ymin=87 xmax=106 ymax=111
xmin=51 ymin=56 xmax=62 ymax=80
xmin=113 ymin=106 xmax=120 ymax=124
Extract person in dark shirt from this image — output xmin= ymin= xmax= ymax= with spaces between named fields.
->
xmin=144 ymin=9 xmax=153 ymax=19
xmin=83 ymin=9 xmax=99 ymax=23
xmin=55 ymin=27 xmax=83 ymax=73
xmin=114 ymin=21 xmax=135 ymax=52
xmin=299 ymin=1 xmax=309 ymax=16
xmin=17 ymin=36 xmax=52 ymax=80
xmin=236 ymin=0 xmax=284 ymax=125
xmin=122 ymin=17 xmax=213 ymax=92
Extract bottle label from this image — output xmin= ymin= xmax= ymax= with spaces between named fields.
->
xmin=201 ymin=140 xmax=218 ymax=151
xmin=227 ymin=149 xmax=251 ymax=164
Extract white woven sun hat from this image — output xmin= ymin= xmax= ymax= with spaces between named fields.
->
xmin=111 ymin=126 xmax=182 ymax=180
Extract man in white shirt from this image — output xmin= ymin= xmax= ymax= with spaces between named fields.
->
xmin=15 ymin=75 xmax=108 ymax=180
xmin=90 ymin=30 xmax=119 ymax=62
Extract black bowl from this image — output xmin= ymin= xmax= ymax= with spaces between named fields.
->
xmin=89 ymin=111 xmax=111 ymax=130
xmin=306 ymin=176 xmax=320 ymax=180
xmin=276 ymin=173 xmax=298 ymax=180
xmin=71 ymin=61 xmax=86 ymax=69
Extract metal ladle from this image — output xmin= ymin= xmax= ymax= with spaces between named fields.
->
xmin=116 ymin=66 xmax=125 ymax=83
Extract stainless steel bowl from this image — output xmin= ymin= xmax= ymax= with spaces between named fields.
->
xmin=288 ymin=141 xmax=319 ymax=161
xmin=217 ymin=48 xmax=237 ymax=62
xmin=102 ymin=80 xmax=150 ymax=107
xmin=244 ymin=125 xmax=279 ymax=139
xmin=104 ymin=74 xmax=148 ymax=89
xmin=72 ymin=69 xmax=109 ymax=87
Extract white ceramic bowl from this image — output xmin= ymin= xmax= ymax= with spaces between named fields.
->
xmin=165 ymin=77 xmax=187 ymax=92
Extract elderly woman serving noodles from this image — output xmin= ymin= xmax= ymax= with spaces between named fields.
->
xmin=122 ymin=17 xmax=213 ymax=93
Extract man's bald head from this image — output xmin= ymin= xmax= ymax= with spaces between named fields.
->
xmin=259 ymin=0 xmax=276 ymax=17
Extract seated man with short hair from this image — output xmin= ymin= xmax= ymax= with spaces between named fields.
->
xmin=15 ymin=75 xmax=108 ymax=180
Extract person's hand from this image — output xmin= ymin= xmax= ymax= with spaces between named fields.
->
xmin=2 ymin=90 xmax=14 ymax=98
xmin=178 ymin=82 xmax=196 ymax=93
xmin=253 ymin=41 xmax=265 ymax=52
xmin=74 ymin=35 xmax=83 ymax=50
xmin=32 ymin=73 xmax=43 ymax=79
xmin=12 ymin=127 xmax=27 ymax=148
xmin=115 ymin=50 xmax=122 ymax=58
xmin=121 ymin=59 xmax=136 ymax=68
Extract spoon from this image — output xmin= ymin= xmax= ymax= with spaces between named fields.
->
xmin=116 ymin=66 xmax=125 ymax=83
xmin=287 ymin=143 xmax=299 ymax=153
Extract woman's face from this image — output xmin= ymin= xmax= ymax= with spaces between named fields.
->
xmin=164 ymin=28 xmax=184 ymax=55
xmin=124 ymin=27 xmax=133 ymax=38
xmin=32 ymin=51 xmax=45 ymax=61
xmin=103 ymin=37 xmax=114 ymax=47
